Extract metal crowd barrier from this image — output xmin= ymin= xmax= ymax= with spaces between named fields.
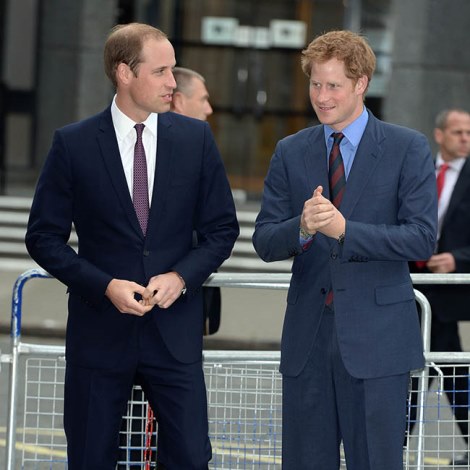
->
xmin=2 ymin=269 xmax=470 ymax=468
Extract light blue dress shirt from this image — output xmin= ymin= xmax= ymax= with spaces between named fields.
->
xmin=323 ymin=106 xmax=369 ymax=179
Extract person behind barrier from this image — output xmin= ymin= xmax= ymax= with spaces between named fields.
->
xmin=252 ymin=30 xmax=437 ymax=470
xmin=171 ymin=66 xmax=213 ymax=122
xmin=170 ymin=66 xmax=221 ymax=336
xmin=25 ymin=22 xmax=239 ymax=470
xmin=409 ymin=108 xmax=470 ymax=466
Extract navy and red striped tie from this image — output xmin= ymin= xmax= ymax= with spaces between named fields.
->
xmin=326 ymin=132 xmax=345 ymax=307
xmin=328 ymin=132 xmax=346 ymax=208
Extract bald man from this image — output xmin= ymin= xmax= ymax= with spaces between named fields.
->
xmin=171 ymin=67 xmax=213 ymax=121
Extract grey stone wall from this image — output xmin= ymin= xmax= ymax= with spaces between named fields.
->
xmin=383 ymin=0 xmax=470 ymax=154
xmin=35 ymin=0 xmax=117 ymax=166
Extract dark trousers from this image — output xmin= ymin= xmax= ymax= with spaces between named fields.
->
xmin=282 ymin=307 xmax=409 ymax=470
xmin=64 ymin=317 xmax=211 ymax=469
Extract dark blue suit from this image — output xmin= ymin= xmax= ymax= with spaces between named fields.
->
xmin=253 ymin=110 xmax=437 ymax=469
xmin=26 ymin=108 xmax=239 ymax=469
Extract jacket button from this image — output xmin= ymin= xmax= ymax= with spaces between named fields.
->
xmin=331 ymin=253 xmax=337 ymax=260
xmin=143 ymin=250 xmax=150 ymax=256
xmin=321 ymin=288 xmax=327 ymax=294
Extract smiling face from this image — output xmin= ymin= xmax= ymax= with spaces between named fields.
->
xmin=115 ymin=37 xmax=176 ymax=122
xmin=308 ymin=57 xmax=368 ymax=131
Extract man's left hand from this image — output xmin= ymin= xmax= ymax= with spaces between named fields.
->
xmin=144 ymin=272 xmax=186 ymax=309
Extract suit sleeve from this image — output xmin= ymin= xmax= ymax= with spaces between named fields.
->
xmin=170 ymin=123 xmax=239 ymax=293
xmin=25 ymin=130 xmax=113 ymax=303
xmin=252 ymin=140 xmax=306 ymax=262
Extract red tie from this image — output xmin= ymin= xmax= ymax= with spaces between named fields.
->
xmin=325 ymin=132 xmax=346 ymax=307
xmin=415 ymin=163 xmax=449 ymax=269
xmin=436 ymin=163 xmax=449 ymax=200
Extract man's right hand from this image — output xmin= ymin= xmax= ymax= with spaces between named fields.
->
xmin=105 ymin=279 xmax=154 ymax=316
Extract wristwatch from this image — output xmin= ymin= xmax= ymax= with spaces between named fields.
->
xmin=337 ymin=232 xmax=345 ymax=245
xmin=299 ymin=226 xmax=313 ymax=239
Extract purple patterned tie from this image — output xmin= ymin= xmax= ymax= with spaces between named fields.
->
xmin=133 ymin=123 xmax=149 ymax=235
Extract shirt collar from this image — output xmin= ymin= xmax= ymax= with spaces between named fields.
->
xmin=435 ymin=152 xmax=466 ymax=172
xmin=323 ymin=106 xmax=369 ymax=147
xmin=111 ymin=95 xmax=158 ymax=140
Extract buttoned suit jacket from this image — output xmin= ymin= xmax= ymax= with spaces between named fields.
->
xmin=26 ymin=108 xmax=239 ymax=369
xmin=412 ymin=157 xmax=470 ymax=322
xmin=253 ymin=110 xmax=437 ymax=379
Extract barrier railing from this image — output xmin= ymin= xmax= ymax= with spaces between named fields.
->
xmin=3 ymin=269 xmax=470 ymax=468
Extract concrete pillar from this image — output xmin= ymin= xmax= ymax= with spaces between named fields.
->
xmin=383 ymin=0 xmax=470 ymax=154
xmin=35 ymin=0 xmax=118 ymax=167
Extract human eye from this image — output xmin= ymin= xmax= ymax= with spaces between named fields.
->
xmin=328 ymin=83 xmax=340 ymax=90
xmin=310 ymin=81 xmax=321 ymax=89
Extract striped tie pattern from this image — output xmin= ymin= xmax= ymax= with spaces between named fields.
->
xmin=325 ymin=132 xmax=345 ymax=307
xmin=133 ymin=123 xmax=149 ymax=235
xmin=329 ymin=132 xmax=346 ymax=208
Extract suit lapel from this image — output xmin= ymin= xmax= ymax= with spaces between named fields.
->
xmin=304 ymin=128 xmax=329 ymax=197
xmin=340 ymin=113 xmax=382 ymax=218
xmin=147 ymin=113 xmax=174 ymax=234
xmin=97 ymin=108 xmax=143 ymax=237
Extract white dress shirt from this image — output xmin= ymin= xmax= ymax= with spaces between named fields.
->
xmin=435 ymin=152 xmax=466 ymax=240
xmin=110 ymin=96 xmax=158 ymax=205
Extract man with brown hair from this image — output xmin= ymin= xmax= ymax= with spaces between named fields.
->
xmin=253 ymin=30 xmax=437 ymax=469
xmin=26 ymin=23 xmax=238 ymax=469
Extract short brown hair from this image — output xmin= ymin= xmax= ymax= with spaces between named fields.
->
xmin=301 ymin=30 xmax=376 ymax=91
xmin=104 ymin=23 xmax=167 ymax=88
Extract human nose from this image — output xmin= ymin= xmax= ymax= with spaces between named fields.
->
xmin=167 ymin=70 xmax=177 ymax=89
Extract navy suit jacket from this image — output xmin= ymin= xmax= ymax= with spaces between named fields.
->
xmin=412 ymin=158 xmax=470 ymax=322
xmin=26 ymin=108 xmax=239 ymax=369
xmin=253 ymin=111 xmax=437 ymax=379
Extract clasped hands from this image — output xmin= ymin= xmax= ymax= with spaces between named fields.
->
xmin=105 ymin=271 xmax=185 ymax=316
xmin=300 ymin=185 xmax=346 ymax=240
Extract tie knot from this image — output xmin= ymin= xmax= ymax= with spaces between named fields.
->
xmin=439 ymin=163 xmax=449 ymax=172
xmin=135 ymin=123 xmax=145 ymax=138
xmin=332 ymin=132 xmax=344 ymax=145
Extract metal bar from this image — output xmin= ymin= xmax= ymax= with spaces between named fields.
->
xmin=5 ymin=268 xmax=470 ymax=470
xmin=5 ymin=267 xmax=51 ymax=470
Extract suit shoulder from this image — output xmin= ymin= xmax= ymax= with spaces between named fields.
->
xmin=164 ymin=111 xmax=207 ymax=131
xmin=278 ymin=125 xmax=319 ymax=146
xmin=376 ymin=118 xmax=427 ymax=143
xmin=56 ymin=109 xmax=108 ymax=136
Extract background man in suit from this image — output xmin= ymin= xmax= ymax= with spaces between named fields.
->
xmin=171 ymin=66 xmax=213 ymax=122
xmin=409 ymin=108 xmax=470 ymax=465
xmin=253 ymin=30 xmax=437 ymax=469
xmin=25 ymin=23 xmax=239 ymax=469
xmin=170 ymin=66 xmax=220 ymax=335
